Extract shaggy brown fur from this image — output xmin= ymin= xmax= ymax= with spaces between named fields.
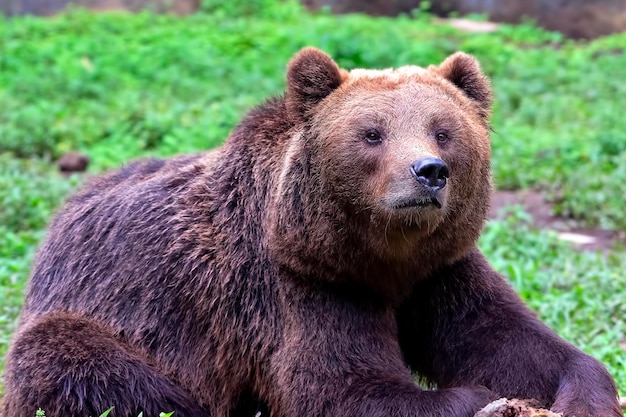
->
xmin=1 ymin=48 xmax=620 ymax=417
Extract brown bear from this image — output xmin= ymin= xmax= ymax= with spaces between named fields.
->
xmin=1 ymin=47 xmax=620 ymax=417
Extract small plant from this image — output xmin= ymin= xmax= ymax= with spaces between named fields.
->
xmin=32 ymin=407 xmax=173 ymax=417
xmin=100 ymin=407 xmax=114 ymax=417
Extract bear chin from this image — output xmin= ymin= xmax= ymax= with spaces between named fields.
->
xmin=389 ymin=196 xmax=443 ymax=210
xmin=372 ymin=203 xmax=447 ymax=237
xmin=377 ymin=190 xmax=448 ymax=233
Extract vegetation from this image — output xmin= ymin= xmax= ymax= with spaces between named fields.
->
xmin=35 ymin=406 xmax=173 ymax=417
xmin=1 ymin=0 xmax=625 ymax=405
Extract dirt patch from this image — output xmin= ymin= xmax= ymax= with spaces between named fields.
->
xmin=302 ymin=0 xmax=626 ymax=39
xmin=490 ymin=189 xmax=624 ymax=252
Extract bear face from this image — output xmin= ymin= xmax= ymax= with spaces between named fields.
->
xmin=272 ymin=49 xmax=494 ymax=295
xmin=314 ymin=67 xmax=491 ymax=241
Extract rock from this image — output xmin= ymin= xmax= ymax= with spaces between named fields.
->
xmin=58 ymin=152 xmax=90 ymax=175
xmin=440 ymin=18 xmax=499 ymax=33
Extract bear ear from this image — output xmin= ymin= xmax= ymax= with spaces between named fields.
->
xmin=286 ymin=47 xmax=344 ymax=122
xmin=435 ymin=52 xmax=492 ymax=119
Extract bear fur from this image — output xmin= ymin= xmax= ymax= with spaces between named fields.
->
xmin=1 ymin=48 xmax=620 ymax=417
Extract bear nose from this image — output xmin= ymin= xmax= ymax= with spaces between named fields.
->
xmin=410 ymin=157 xmax=449 ymax=191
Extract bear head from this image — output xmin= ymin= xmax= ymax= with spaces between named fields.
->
xmin=271 ymin=47 xmax=493 ymax=300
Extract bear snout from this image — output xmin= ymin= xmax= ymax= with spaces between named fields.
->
xmin=383 ymin=179 xmax=448 ymax=212
xmin=409 ymin=157 xmax=449 ymax=192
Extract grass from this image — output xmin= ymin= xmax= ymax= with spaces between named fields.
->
xmin=0 ymin=155 xmax=79 ymax=362
xmin=0 ymin=0 xmax=625 ymax=405
xmin=481 ymin=208 xmax=626 ymax=387
xmin=36 ymin=406 xmax=173 ymax=416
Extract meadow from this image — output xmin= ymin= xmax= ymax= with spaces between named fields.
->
xmin=1 ymin=0 xmax=625 ymax=405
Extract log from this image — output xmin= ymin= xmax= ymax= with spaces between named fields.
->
xmin=476 ymin=397 xmax=626 ymax=417
xmin=475 ymin=399 xmax=561 ymax=417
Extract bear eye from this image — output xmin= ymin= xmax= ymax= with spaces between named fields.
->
xmin=365 ymin=129 xmax=383 ymax=145
xmin=435 ymin=131 xmax=449 ymax=143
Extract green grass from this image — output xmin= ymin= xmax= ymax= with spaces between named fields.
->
xmin=35 ymin=406 xmax=173 ymax=416
xmin=0 ymin=155 xmax=79 ymax=363
xmin=481 ymin=208 xmax=626 ymax=391
xmin=0 ymin=0 xmax=625 ymax=404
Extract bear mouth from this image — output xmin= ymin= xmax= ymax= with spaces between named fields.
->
xmin=393 ymin=197 xmax=442 ymax=210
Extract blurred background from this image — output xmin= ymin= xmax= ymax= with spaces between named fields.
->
xmin=0 ymin=0 xmax=625 ymax=406
xmin=3 ymin=0 xmax=626 ymax=38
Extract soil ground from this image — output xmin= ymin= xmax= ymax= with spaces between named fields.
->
xmin=490 ymin=189 xmax=625 ymax=252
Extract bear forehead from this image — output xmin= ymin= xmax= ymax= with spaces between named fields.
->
xmin=340 ymin=66 xmax=459 ymax=103
xmin=325 ymin=68 xmax=460 ymax=116
xmin=329 ymin=66 xmax=479 ymax=121
xmin=348 ymin=65 xmax=430 ymax=82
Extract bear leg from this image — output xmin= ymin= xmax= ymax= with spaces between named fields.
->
xmin=1 ymin=312 xmax=208 ymax=417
